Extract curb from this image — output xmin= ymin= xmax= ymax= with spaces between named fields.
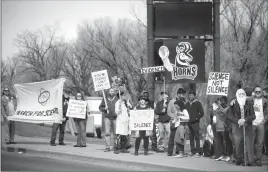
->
xmin=1 ymin=145 xmax=202 ymax=172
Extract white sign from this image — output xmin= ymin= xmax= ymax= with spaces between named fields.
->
xmin=92 ymin=70 xmax=111 ymax=91
xmin=8 ymin=79 xmax=65 ymax=124
xmin=141 ymin=66 xmax=165 ymax=74
xmin=129 ymin=110 xmax=154 ymax=131
xmin=66 ymin=100 xmax=87 ymax=119
xmin=206 ymin=72 xmax=230 ymax=96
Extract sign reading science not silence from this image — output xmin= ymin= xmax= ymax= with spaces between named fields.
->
xmin=206 ymin=72 xmax=230 ymax=96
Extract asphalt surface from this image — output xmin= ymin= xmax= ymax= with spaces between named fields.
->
xmin=1 ymin=152 xmax=127 ymax=171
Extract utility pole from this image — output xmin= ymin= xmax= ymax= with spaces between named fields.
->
xmin=147 ymin=0 xmax=155 ymax=100
xmin=213 ymin=0 xmax=220 ymax=72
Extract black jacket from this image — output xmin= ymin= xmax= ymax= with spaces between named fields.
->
xmin=155 ymin=100 xmax=171 ymax=123
xmin=62 ymin=96 xmax=70 ymax=120
xmin=185 ymin=100 xmax=204 ymax=124
xmin=227 ymin=100 xmax=256 ymax=125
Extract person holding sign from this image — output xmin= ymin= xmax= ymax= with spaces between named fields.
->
xmin=99 ymin=88 xmax=118 ymax=152
xmin=133 ymin=96 xmax=152 ymax=156
xmin=114 ymin=92 xmax=132 ymax=154
xmin=73 ymin=92 xmax=89 ymax=147
xmin=227 ymin=89 xmax=255 ymax=166
xmin=167 ymin=100 xmax=189 ymax=157
xmin=155 ymin=92 xmax=170 ymax=153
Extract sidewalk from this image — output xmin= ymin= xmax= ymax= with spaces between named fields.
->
xmin=1 ymin=135 xmax=267 ymax=172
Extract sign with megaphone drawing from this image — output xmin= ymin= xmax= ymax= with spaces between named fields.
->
xmin=154 ymin=39 xmax=205 ymax=83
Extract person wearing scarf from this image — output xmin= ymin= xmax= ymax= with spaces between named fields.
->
xmin=114 ymin=92 xmax=132 ymax=154
xmin=227 ymin=89 xmax=255 ymax=166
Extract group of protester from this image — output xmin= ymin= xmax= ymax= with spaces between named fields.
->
xmin=205 ymin=85 xmax=268 ymax=167
xmin=96 ymin=87 xmax=204 ymax=157
xmin=1 ymin=83 xmax=268 ymax=167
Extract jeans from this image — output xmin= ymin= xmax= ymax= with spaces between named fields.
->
xmin=214 ymin=130 xmax=233 ymax=158
xmin=232 ymin=123 xmax=254 ymax=164
xmin=3 ymin=119 xmax=15 ymax=142
xmin=50 ymin=121 xmax=67 ymax=144
xmin=150 ymin=119 xmax=158 ymax=149
xmin=253 ymin=124 xmax=265 ymax=163
xmin=135 ymin=131 xmax=149 ymax=152
xmin=167 ymin=127 xmax=180 ymax=155
xmin=104 ymin=118 xmax=116 ymax=149
xmin=158 ymin=122 xmax=170 ymax=150
xmin=75 ymin=119 xmax=87 ymax=146
xmin=188 ymin=122 xmax=201 ymax=154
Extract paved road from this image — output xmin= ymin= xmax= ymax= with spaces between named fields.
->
xmin=1 ymin=152 xmax=127 ymax=171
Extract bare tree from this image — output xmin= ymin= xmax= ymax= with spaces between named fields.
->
xmin=76 ymin=18 xmax=148 ymax=101
xmin=221 ymin=0 xmax=268 ymax=87
xmin=63 ymin=43 xmax=95 ymax=96
xmin=15 ymin=26 xmax=66 ymax=81
xmin=1 ymin=57 xmax=19 ymax=90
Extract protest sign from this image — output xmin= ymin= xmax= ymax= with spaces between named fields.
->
xmin=129 ymin=110 xmax=154 ymax=131
xmin=66 ymin=99 xmax=87 ymax=119
xmin=92 ymin=70 xmax=111 ymax=92
xmin=8 ymin=79 xmax=65 ymax=124
xmin=206 ymin=72 xmax=230 ymax=96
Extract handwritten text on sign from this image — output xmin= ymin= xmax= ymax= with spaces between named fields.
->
xmin=206 ymin=72 xmax=230 ymax=96
xmin=129 ymin=110 xmax=154 ymax=131
xmin=92 ymin=70 xmax=111 ymax=91
xmin=66 ymin=100 xmax=87 ymax=119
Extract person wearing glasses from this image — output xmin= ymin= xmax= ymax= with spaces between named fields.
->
xmin=251 ymin=86 xmax=268 ymax=166
xmin=73 ymin=92 xmax=89 ymax=147
xmin=1 ymin=88 xmax=16 ymax=144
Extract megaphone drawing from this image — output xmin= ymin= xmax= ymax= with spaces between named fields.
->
xmin=158 ymin=46 xmax=173 ymax=72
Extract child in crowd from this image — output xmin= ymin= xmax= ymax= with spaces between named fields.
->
xmin=133 ymin=96 xmax=152 ymax=156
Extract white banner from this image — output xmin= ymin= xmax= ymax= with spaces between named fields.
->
xmin=92 ymin=70 xmax=111 ymax=91
xmin=129 ymin=110 xmax=154 ymax=131
xmin=206 ymin=72 xmax=230 ymax=96
xmin=66 ymin=100 xmax=87 ymax=119
xmin=8 ymin=79 xmax=65 ymax=124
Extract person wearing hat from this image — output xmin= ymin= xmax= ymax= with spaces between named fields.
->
xmin=227 ymin=89 xmax=255 ymax=166
xmin=50 ymin=90 xmax=70 ymax=146
xmin=1 ymin=87 xmax=16 ymax=144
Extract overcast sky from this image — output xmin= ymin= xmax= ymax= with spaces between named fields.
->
xmin=2 ymin=0 xmax=146 ymax=60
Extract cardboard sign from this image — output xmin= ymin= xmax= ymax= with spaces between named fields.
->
xmin=129 ymin=110 xmax=154 ymax=131
xmin=140 ymin=66 xmax=165 ymax=74
xmin=92 ymin=70 xmax=111 ymax=91
xmin=66 ymin=100 xmax=87 ymax=119
xmin=8 ymin=79 xmax=65 ymax=124
xmin=206 ymin=72 xmax=230 ymax=96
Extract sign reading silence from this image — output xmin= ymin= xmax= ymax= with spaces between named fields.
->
xmin=206 ymin=72 xmax=230 ymax=96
